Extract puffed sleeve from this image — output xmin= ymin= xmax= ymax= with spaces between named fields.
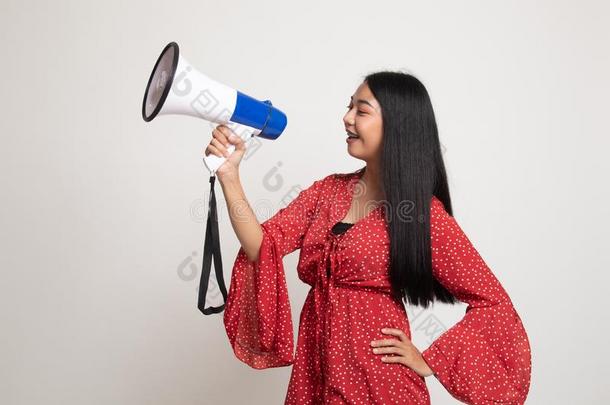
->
xmin=421 ymin=197 xmax=532 ymax=404
xmin=223 ymin=174 xmax=330 ymax=369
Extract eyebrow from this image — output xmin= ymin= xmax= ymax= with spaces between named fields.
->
xmin=350 ymin=96 xmax=376 ymax=109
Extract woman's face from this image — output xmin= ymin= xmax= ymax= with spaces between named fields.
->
xmin=343 ymin=81 xmax=383 ymax=161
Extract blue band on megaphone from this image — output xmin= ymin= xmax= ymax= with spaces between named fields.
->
xmin=231 ymin=91 xmax=287 ymax=139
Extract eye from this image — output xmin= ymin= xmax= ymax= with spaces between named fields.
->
xmin=346 ymin=105 xmax=366 ymax=115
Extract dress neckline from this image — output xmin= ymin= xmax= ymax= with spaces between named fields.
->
xmin=331 ymin=167 xmax=383 ymax=237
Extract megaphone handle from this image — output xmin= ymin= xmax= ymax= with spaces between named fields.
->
xmin=202 ymin=144 xmax=236 ymax=175
xmin=202 ymin=123 xmax=259 ymax=174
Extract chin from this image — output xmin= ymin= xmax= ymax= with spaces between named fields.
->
xmin=347 ymin=148 xmax=364 ymax=159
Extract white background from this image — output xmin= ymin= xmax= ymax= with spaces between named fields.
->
xmin=1 ymin=0 xmax=608 ymax=403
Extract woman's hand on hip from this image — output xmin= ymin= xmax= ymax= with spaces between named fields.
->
xmin=370 ymin=327 xmax=435 ymax=378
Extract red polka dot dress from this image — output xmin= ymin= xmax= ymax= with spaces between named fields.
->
xmin=223 ymin=167 xmax=532 ymax=404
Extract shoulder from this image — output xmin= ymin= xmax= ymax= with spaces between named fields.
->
xmin=296 ymin=173 xmax=336 ymax=198
xmin=301 ymin=168 xmax=361 ymax=199
xmin=320 ymin=168 xmax=362 ymax=191
xmin=308 ymin=173 xmax=336 ymax=189
xmin=330 ymin=166 xmax=365 ymax=183
xmin=312 ymin=167 xmax=363 ymax=186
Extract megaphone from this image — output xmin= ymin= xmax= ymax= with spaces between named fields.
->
xmin=141 ymin=42 xmax=289 ymax=316
xmin=141 ymin=41 xmax=288 ymax=174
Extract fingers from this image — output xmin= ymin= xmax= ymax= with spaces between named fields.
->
xmin=215 ymin=124 xmax=245 ymax=147
xmin=379 ymin=354 xmax=403 ymax=363
xmin=370 ymin=327 xmax=415 ymax=366
xmin=371 ymin=339 xmax=407 ymax=365
xmin=211 ymin=137 xmax=231 ymax=157
xmin=214 ymin=124 xmax=239 ymax=144
xmin=366 ymin=327 xmax=425 ymax=371
xmin=380 ymin=328 xmax=409 ymax=343
xmin=205 ymin=144 xmax=224 ymax=157
xmin=206 ymin=125 xmax=238 ymax=158
xmin=372 ymin=345 xmax=405 ymax=355
xmin=213 ymin=126 xmax=231 ymax=146
xmin=370 ymin=338 xmax=399 ymax=347
xmin=370 ymin=328 xmax=410 ymax=350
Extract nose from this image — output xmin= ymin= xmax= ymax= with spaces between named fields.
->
xmin=343 ymin=109 xmax=355 ymax=128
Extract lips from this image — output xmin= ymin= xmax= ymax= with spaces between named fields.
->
xmin=346 ymin=130 xmax=359 ymax=138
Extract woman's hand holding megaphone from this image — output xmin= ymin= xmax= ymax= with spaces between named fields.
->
xmin=204 ymin=124 xmax=246 ymax=183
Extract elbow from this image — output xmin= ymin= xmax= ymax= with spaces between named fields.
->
xmin=244 ymin=242 xmax=262 ymax=263
xmin=244 ymin=226 xmax=265 ymax=263
xmin=465 ymin=289 xmax=513 ymax=311
xmin=238 ymin=243 xmax=260 ymax=263
xmin=245 ymin=251 xmax=260 ymax=263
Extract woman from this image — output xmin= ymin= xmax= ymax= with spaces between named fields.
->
xmin=205 ymin=71 xmax=532 ymax=404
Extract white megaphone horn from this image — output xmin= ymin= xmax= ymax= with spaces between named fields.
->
xmin=141 ymin=42 xmax=288 ymax=174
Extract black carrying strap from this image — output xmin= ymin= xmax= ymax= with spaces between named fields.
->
xmin=197 ymin=174 xmax=228 ymax=315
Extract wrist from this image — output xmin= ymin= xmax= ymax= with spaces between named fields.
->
xmin=417 ymin=350 xmax=435 ymax=378
xmin=218 ymin=171 xmax=240 ymax=186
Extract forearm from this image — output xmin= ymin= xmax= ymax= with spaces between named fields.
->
xmin=219 ymin=175 xmax=263 ymax=262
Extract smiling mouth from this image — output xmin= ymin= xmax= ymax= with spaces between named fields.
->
xmin=346 ymin=131 xmax=360 ymax=139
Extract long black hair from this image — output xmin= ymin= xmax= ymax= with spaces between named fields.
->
xmin=365 ymin=71 xmax=458 ymax=308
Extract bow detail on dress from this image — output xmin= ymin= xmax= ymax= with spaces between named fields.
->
xmin=311 ymin=229 xmax=342 ymax=402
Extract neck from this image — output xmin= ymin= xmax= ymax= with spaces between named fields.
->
xmin=361 ymin=161 xmax=384 ymax=199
